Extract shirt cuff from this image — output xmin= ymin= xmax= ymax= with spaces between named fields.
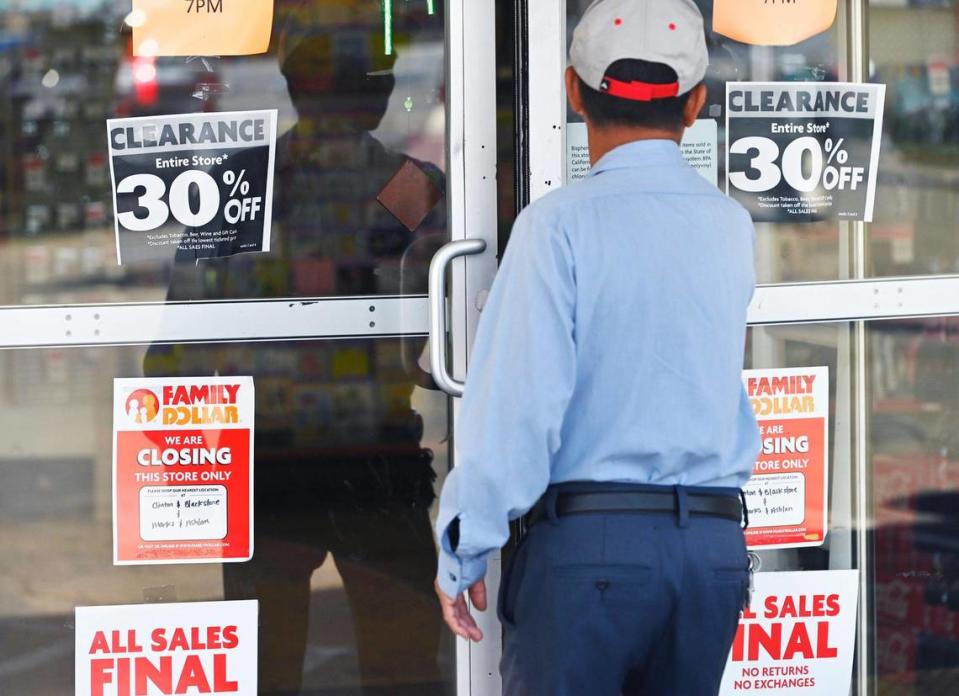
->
xmin=436 ymin=547 xmax=488 ymax=598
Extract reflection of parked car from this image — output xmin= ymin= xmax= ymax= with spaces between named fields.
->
xmin=873 ymin=318 xmax=959 ymax=458
xmin=876 ymin=63 xmax=959 ymax=148
xmin=112 ymin=56 xmax=223 ymax=117
xmin=874 ymin=483 xmax=959 ymax=692
xmin=872 ymin=318 xmax=959 ymax=691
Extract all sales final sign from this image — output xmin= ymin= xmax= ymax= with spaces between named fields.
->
xmin=112 ymin=377 xmax=254 ymax=564
xmin=76 ymin=600 xmax=257 ymax=695
xmin=720 ymin=571 xmax=859 ymax=695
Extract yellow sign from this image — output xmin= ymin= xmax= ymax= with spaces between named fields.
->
xmin=713 ymin=0 xmax=837 ymax=47
xmin=131 ymin=0 xmax=274 ymax=57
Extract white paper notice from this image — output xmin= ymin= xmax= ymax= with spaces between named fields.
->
xmin=743 ymin=473 xmax=806 ymax=527
xmin=566 ymin=119 xmax=718 ymax=186
xmin=720 ymin=570 xmax=859 ymax=696
xmin=75 ymin=600 xmax=258 ymax=696
xmin=567 ymin=122 xmax=592 ymax=183
xmin=113 ymin=377 xmax=254 ymax=565
xmin=741 ymin=366 xmax=830 ymax=550
xmin=139 ymin=485 xmax=228 ymax=541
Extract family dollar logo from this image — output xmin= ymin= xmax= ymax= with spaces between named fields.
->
xmin=746 ymin=373 xmax=818 ymax=417
xmin=126 ymin=389 xmax=160 ymax=424
xmin=160 ymin=383 xmax=242 ymax=426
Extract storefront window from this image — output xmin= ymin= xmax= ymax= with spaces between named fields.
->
xmin=564 ymin=0 xmax=852 ymax=284
xmin=564 ymin=1 xmax=959 ymax=283
xmin=513 ymin=2 xmax=959 ymax=695
xmin=0 ymin=1 xmax=497 ymax=692
xmin=745 ymin=324 xmax=855 ymax=574
xmin=867 ymin=2 xmax=959 ymax=278
xmin=6 ymin=0 xmax=959 ymax=692
xmin=744 ymin=318 xmax=959 ymax=691
xmin=869 ymin=317 xmax=959 ymax=691
xmin=0 ymin=339 xmax=452 ymax=693
xmin=0 ymin=2 xmax=447 ymax=307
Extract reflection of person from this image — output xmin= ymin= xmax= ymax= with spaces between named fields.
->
xmin=434 ymin=1 xmax=760 ymax=694
xmin=146 ymin=3 xmax=447 ymax=694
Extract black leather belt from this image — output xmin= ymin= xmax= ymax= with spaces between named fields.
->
xmin=527 ymin=489 xmax=743 ymax=526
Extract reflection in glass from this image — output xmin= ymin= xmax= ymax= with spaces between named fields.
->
xmin=0 ymin=0 xmax=456 ymax=693
xmin=0 ymin=1 xmax=447 ymax=306
xmin=744 ymin=324 xmax=855 ymax=575
xmin=0 ymin=340 xmax=451 ymax=694
xmin=870 ymin=318 xmax=959 ymax=692
xmin=563 ymin=0 xmax=849 ymax=283
xmin=868 ymin=3 xmax=959 ymax=278
xmin=747 ymin=319 xmax=959 ymax=690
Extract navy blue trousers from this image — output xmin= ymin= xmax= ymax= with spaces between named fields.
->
xmin=499 ymin=487 xmax=749 ymax=695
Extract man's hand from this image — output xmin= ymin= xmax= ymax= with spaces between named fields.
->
xmin=435 ymin=579 xmax=487 ymax=642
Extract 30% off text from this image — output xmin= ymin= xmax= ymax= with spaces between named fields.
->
xmin=729 ymin=136 xmax=864 ymax=194
xmin=116 ymin=165 xmax=262 ymax=232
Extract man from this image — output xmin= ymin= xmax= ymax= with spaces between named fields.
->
xmin=433 ymin=0 xmax=760 ymax=693
xmin=147 ymin=3 xmax=449 ymax=693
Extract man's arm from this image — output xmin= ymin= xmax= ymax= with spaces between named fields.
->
xmin=434 ymin=205 xmax=577 ymax=636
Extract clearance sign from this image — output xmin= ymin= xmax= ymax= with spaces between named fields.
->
xmin=742 ymin=367 xmax=829 ymax=550
xmin=75 ymin=600 xmax=257 ymax=695
xmin=720 ymin=570 xmax=858 ymax=695
xmin=113 ymin=377 xmax=254 ymax=564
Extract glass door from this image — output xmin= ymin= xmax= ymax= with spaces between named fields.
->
xmin=517 ymin=0 xmax=959 ymax=694
xmin=0 ymin=1 xmax=498 ymax=694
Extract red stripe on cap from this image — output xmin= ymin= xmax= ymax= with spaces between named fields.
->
xmin=601 ymin=76 xmax=679 ymax=101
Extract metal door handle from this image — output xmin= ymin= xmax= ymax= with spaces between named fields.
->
xmin=428 ymin=238 xmax=487 ymax=397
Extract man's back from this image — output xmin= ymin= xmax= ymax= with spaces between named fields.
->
xmin=439 ymin=137 xmax=758 ymax=557
xmin=530 ymin=139 xmax=759 ymax=487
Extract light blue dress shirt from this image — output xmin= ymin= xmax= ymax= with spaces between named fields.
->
xmin=435 ymin=139 xmax=761 ymax=597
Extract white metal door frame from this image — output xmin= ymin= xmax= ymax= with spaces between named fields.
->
xmin=447 ymin=0 xmax=501 ymax=693
xmin=0 ymin=296 xmax=428 ymax=348
xmin=7 ymin=274 xmax=959 ymax=349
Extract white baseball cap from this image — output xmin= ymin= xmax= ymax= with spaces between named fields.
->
xmin=570 ymin=0 xmax=708 ymax=101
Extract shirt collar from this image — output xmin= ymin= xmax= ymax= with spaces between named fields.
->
xmin=588 ymin=139 xmax=684 ymax=177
